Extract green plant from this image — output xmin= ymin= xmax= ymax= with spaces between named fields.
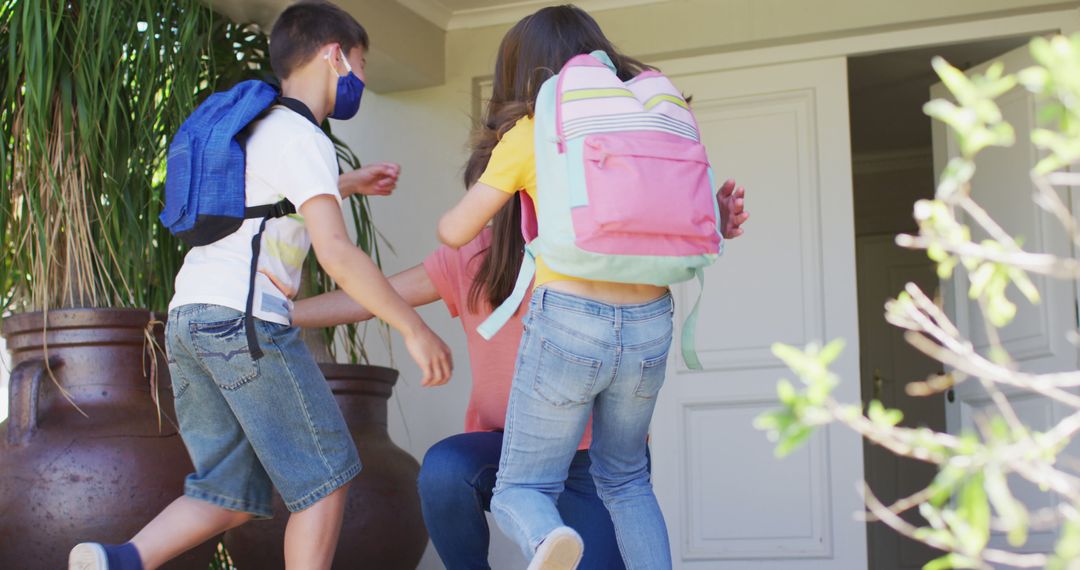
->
xmin=0 ymin=0 xmax=384 ymax=362
xmin=756 ymin=34 xmax=1080 ymax=570
xmin=2 ymin=0 xmax=213 ymax=313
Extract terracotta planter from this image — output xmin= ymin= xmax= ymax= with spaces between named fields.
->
xmin=224 ymin=363 xmax=427 ymax=569
xmin=0 ymin=309 xmax=216 ymax=570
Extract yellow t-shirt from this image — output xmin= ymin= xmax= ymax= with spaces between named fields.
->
xmin=477 ymin=117 xmax=583 ymax=287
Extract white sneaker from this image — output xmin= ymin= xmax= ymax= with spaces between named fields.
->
xmin=527 ymin=526 xmax=584 ymax=570
xmin=69 ymin=543 xmax=109 ymax=570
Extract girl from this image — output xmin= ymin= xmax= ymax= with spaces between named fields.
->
xmin=436 ymin=6 xmax=734 ymax=569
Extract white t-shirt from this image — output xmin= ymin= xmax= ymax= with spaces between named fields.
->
xmin=169 ymin=105 xmax=342 ymax=325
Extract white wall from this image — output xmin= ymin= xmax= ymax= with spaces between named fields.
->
xmin=329 ymin=78 xmax=527 ymax=569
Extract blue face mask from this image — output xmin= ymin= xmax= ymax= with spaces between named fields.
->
xmin=327 ymin=49 xmax=364 ymax=120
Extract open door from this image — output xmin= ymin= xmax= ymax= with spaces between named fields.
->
xmin=857 ymin=235 xmax=944 ymax=570
xmin=650 ymin=57 xmax=869 ymax=569
xmin=931 ymin=44 xmax=1079 ymax=555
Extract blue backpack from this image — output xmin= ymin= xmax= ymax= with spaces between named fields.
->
xmin=161 ymin=80 xmax=295 ymax=245
xmin=160 ymin=80 xmax=320 ymax=358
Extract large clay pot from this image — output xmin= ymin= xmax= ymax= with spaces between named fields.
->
xmin=0 ymin=309 xmax=216 ymax=569
xmin=225 ymin=363 xmax=427 ymax=569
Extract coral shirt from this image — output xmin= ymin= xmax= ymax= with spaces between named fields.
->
xmin=423 ymin=227 xmax=592 ymax=450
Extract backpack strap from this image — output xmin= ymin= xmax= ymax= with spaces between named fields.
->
xmin=277 ymin=96 xmax=320 ymax=127
xmin=680 ymin=267 xmax=706 ymax=370
xmin=589 ymin=50 xmax=617 ymax=73
xmin=477 ymin=243 xmax=536 ymax=340
xmin=239 ymin=94 xmax=314 ymax=360
xmin=243 ymin=199 xmax=296 ymax=359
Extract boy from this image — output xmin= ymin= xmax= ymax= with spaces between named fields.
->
xmin=68 ymin=2 xmax=452 ymax=569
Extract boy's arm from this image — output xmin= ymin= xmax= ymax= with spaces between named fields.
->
xmin=292 ymin=264 xmax=439 ymax=328
xmin=437 ymin=183 xmax=514 ymax=248
xmin=302 ymin=195 xmax=452 ymax=386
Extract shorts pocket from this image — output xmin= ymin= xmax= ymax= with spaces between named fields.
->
xmin=635 ymin=349 xmax=670 ymax=399
xmin=168 ymin=364 xmax=192 ymax=400
xmin=190 ymin=316 xmax=258 ymax=390
xmin=533 ymin=339 xmax=602 ymax=407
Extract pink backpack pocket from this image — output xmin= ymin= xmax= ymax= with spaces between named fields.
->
xmin=573 ymin=132 xmax=718 ymax=256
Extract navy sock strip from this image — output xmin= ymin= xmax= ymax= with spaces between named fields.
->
xmin=105 ymin=543 xmax=144 ymax=570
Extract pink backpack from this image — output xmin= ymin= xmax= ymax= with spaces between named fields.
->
xmin=478 ymin=51 xmax=722 ymax=369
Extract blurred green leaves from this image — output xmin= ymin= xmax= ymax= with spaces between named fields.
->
xmin=757 ymin=34 xmax=1080 ymax=570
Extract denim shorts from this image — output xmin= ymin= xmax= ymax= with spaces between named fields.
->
xmin=165 ymin=304 xmax=361 ymax=518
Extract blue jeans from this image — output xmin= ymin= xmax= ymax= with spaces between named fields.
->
xmin=491 ymin=288 xmax=674 ymax=570
xmin=417 ymin=432 xmax=624 ymax=569
xmin=166 ymin=304 xmax=360 ymax=517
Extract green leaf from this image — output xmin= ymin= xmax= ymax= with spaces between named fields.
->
xmin=1047 ymin=515 xmax=1080 ymax=569
xmin=984 ymin=467 xmax=1029 ymax=547
xmin=771 ymin=343 xmax=805 ymax=368
xmin=955 ymin=473 xmax=990 ymax=553
xmin=777 ymin=379 xmax=797 ymax=405
xmin=924 ymin=553 xmax=980 ymax=570
xmin=775 ymin=425 xmax=814 ymax=457
xmin=867 ymin=400 xmax=904 ymax=427
xmin=818 ymin=338 xmax=846 ymax=365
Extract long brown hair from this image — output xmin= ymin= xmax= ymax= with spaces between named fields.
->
xmin=466 ymin=4 xmax=653 ymax=312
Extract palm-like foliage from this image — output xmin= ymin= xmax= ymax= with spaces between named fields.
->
xmin=0 ymin=0 xmax=384 ymax=362
xmin=3 ymin=0 xmax=215 ymax=312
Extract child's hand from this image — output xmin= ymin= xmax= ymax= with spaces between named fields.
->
xmin=339 ymin=162 xmax=401 ymax=197
xmin=717 ymin=179 xmax=748 ymax=239
xmin=403 ymin=325 xmax=453 ymax=387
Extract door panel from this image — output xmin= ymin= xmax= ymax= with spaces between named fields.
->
xmin=651 ymin=56 xmax=868 ymax=569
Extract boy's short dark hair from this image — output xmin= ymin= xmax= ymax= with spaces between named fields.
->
xmin=269 ymin=1 xmax=369 ymax=80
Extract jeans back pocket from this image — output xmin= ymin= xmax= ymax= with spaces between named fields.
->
xmin=635 ymin=350 xmax=670 ymax=400
xmin=533 ymin=340 xmax=602 ymax=407
xmin=189 ymin=316 xmax=259 ymax=390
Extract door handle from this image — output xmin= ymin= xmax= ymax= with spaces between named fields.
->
xmin=873 ymin=368 xmax=885 ymax=401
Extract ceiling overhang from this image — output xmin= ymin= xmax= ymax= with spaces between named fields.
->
xmin=204 ymin=0 xmax=666 ymax=91
xmin=204 ymin=0 xmax=446 ymax=92
xmin=396 ymin=0 xmax=663 ymax=31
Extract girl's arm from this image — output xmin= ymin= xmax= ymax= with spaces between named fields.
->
xmin=437 ymin=183 xmax=514 ymax=248
xmin=436 ymin=179 xmax=745 ymax=249
xmin=292 ymin=264 xmax=439 ymax=328
xmin=717 ymin=179 xmax=749 ymax=239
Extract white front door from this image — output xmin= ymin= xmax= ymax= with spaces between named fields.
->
xmin=651 ymin=56 xmax=868 ymax=569
xmin=931 ymin=44 xmax=1079 ymax=555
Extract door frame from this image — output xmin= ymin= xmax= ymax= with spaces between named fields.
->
xmin=655 ymin=7 xmax=1080 ymax=78
xmin=648 ymin=5 xmax=1080 ymax=567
